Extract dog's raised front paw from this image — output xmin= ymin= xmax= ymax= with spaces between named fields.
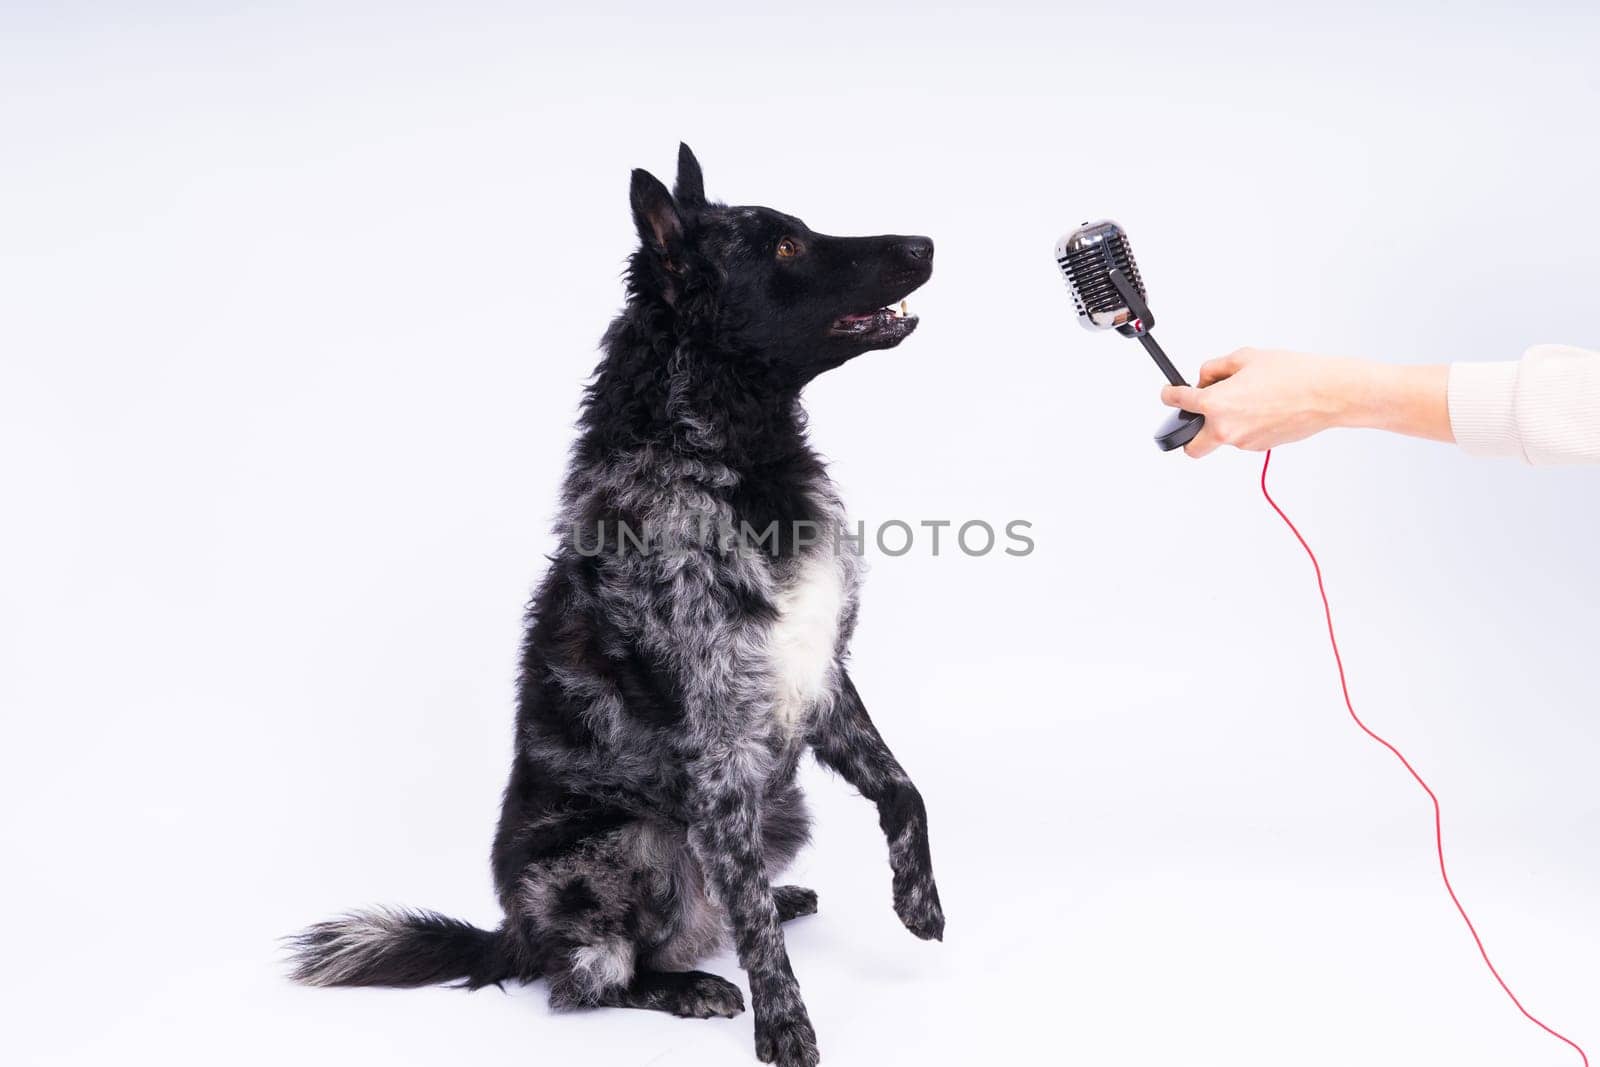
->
xmin=773 ymin=885 xmax=818 ymax=923
xmin=754 ymin=1011 xmax=819 ymax=1067
xmin=893 ymin=876 xmax=945 ymax=941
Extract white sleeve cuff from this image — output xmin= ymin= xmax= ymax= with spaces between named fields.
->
xmin=1447 ymin=360 xmax=1521 ymax=459
xmin=1449 ymin=345 xmax=1600 ymax=464
xmin=1513 ymin=344 xmax=1600 ymax=465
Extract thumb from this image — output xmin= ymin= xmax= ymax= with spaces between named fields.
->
xmin=1160 ymin=384 xmax=1207 ymax=412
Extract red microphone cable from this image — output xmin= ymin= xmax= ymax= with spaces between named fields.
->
xmin=1259 ymin=448 xmax=1589 ymax=1066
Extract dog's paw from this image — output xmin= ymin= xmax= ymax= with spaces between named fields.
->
xmin=773 ymin=885 xmax=818 ymax=923
xmin=754 ymin=1011 xmax=819 ymax=1067
xmin=670 ymin=972 xmax=746 ymax=1019
xmin=893 ymin=876 xmax=945 ymax=942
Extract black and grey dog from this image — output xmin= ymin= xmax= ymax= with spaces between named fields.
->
xmin=289 ymin=145 xmax=942 ymax=1067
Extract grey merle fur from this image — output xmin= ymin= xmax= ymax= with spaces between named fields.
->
xmin=288 ymin=144 xmax=942 ymax=1067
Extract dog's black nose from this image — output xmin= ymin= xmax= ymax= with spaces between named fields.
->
xmin=900 ymin=237 xmax=934 ymax=263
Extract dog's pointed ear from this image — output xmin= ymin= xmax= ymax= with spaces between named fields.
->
xmin=630 ymin=168 xmax=682 ymax=256
xmin=673 ymin=143 xmax=706 ymax=208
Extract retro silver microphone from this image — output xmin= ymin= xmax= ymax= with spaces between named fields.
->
xmin=1054 ymin=220 xmax=1204 ymax=451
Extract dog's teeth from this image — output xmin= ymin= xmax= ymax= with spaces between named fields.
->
xmin=900 ymin=300 xmax=909 ymax=317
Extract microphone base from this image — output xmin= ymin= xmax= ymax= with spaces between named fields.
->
xmin=1155 ymin=408 xmax=1204 ymax=452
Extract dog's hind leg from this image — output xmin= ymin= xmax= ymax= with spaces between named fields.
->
xmin=592 ymin=969 xmax=745 ymax=1018
xmin=516 ymin=828 xmax=648 ymax=1011
xmin=543 ymin=930 xmax=637 ymax=1010
xmin=520 ymin=822 xmax=743 ymax=1018
xmin=773 ymin=885 xmax=818 ymax=923
xmin=537 ymin=875 xmax=747 ymax=1020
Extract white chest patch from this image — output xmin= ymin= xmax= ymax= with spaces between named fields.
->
xmin=767 ymin=552 xmax=846 ymax=733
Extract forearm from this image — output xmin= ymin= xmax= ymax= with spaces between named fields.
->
xmin=1332 ymin=359 xmax=1453 ymax=442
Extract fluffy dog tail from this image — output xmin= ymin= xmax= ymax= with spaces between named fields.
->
xmin=286 ymin=907 xmax=519 ymax=990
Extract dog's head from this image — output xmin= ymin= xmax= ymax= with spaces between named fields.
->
xmin=627 ymin=144 xmax=932 ymax=385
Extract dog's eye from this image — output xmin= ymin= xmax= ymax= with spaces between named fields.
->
xmin=775 ymin=237 xmax=801 ymax=260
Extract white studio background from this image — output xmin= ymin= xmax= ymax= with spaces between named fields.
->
xmin=3 ymin=3 xmax=1597 ymax=1065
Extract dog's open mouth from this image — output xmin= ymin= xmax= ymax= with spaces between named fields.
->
xmin=828 ymin=300 xmax=919 ymax=343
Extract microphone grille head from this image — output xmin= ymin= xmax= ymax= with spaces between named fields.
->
xmin=1054 ymin=220 xmax=1145 ymax=331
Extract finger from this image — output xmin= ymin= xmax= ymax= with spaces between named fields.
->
xmin=1197 ymin=352 xmax=1245 ymax=388
xmin=1160 ymin=384 xmax=1207 ymax=412
xmin=1184 ymin=424 xmax=1222 ymax=459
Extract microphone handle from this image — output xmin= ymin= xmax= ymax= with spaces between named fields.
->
xmin=1137 ymin=331 xmax=1189 ymax=387
xmin=1137 ymin=330 xmax=1204 ymax=450
xmin=1100 ymin=266 xmax=1202 ymax=450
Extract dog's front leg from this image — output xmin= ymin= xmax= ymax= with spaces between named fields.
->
xmin=809 ymin=672 xmax=944 ymax=941
xmin=688 ymin=746 xmax=817 ymax=1067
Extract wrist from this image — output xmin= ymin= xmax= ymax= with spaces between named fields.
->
xmin=1312 ymin=356 xmax=1385 ymax=430
xmin=1332 ymin=358 xmax=1391 ymax=430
